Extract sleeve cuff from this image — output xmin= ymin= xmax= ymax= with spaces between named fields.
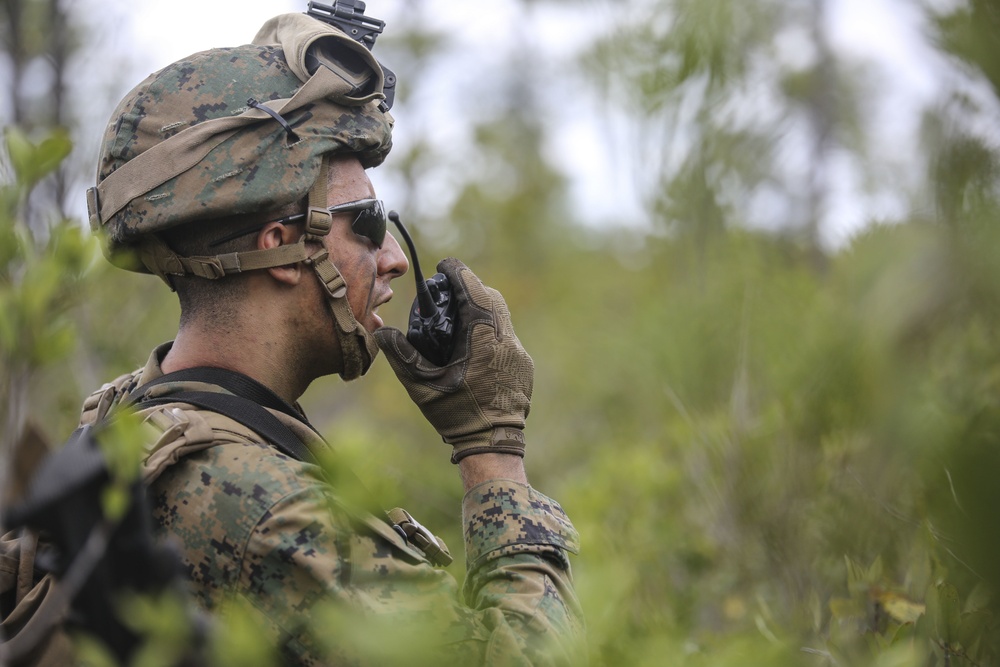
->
xmin=462 ymin=480 xmax=580 ymax=570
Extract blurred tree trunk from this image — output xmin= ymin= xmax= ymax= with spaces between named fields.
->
xmin=804 ymin=0 xmax=833 ymax=269
xmin=1 ymin=0 xmax=76 ymax=222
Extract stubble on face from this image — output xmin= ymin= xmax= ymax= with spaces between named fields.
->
xmin=322 ymin=157 xmax=384 ymax=331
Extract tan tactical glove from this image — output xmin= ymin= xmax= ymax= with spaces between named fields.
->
xmin=374 ymin=258 xmax=533 ymax=463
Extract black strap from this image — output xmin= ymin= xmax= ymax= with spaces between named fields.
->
xmin=132 ymin=367 xmax=313 ymax=429
xmin=138 ymin=391 xmax=318 ymax=465
xmin=126 ymin=368 xmax=388 ymax=520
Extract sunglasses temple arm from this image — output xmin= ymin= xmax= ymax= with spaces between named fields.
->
xmin=388 ymin=211 xmax=436 ymax=318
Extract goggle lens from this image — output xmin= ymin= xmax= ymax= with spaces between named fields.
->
xmin=329 ymin=198 xmax=386 ymax=248
xmin=207 ymin=198 xmax=388 ymax=249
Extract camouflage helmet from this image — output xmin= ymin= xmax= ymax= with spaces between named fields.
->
xmin=86 ymin=14 xmax=395 ymax=381
xmin=86 ymin=13 xmax=394 ymax=273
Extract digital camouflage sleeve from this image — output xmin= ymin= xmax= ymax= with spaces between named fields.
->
xmin=79 ymin=344 xmax=585 ymax=666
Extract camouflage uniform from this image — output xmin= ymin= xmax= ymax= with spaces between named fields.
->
xmin=79 ymin=342 xmax=584 ymax=665
xmin=79 ymin=12 xmax=584 ymax=664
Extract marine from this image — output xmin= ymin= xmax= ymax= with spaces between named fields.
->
xmin=74 ymin=9 xmax=584 ymax=665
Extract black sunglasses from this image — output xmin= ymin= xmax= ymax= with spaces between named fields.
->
xmin=208 ymin=198 xmax=387 ymax=249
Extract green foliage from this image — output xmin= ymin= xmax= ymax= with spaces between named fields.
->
xmin=71 ymin=633 xmax=121 ymax=667
xmin=206 ymin=599 xmax=278 ymax=667
xmin=95 ymin=412 xmax=149 ymax=521
xmin=119 ymin=591 xmax=202 ymax=667
xmin=0 ymin=125 xmax=95 ymax=476
xmin=4 ymin=128 xmax=72 ymax=189
xmin=308 ymin=2 xmax=1000 ymax=664
xmin=0 ymin=128 xmax=83 ymax=364
xmin=933 ymin=0 xmax=1000 ymax=100
xmin=8 ymin=0 xmax=1000 ymax=665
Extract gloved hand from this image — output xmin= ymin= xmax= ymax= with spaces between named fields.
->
xmin=374 ymin=258 xmax=533 ymax=463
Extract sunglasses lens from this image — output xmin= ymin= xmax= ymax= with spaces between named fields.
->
xmin=352 ymin=201 xmax=386 ymax=248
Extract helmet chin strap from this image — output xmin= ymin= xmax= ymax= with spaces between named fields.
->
xmin=302 ymin=157 xmax=380 ymax=381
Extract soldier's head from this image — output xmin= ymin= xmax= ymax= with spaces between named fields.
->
xmin=87 ymin=14 xmax=407 ymax=379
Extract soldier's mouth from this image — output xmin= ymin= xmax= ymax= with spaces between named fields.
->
xmin=371 ymin=293 xmax=392 ymax=328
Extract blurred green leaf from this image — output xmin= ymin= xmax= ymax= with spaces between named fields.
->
xmin=121 ymin=590 xmax=198 ymax=667
xmin=70 ymin=633 xmax=119 ymax=667
xmin=3 ymin=126 xmax=72 ymax=188
xmin=208 ymin=598 xmax=278 ymax=667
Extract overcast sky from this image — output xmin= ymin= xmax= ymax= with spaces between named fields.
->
xmin=69 ymin=0 xmax=951 ymax=247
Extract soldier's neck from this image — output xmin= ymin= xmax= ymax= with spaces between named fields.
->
xmin=162 ymin=324 xmax=308 ymax=405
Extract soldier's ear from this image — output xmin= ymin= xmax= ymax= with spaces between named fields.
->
xmin=258 ymin=222 xmax=304 ymax=286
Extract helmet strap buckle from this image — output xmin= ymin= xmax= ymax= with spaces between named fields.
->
xmin=304 ymin=157 xmax=331 ymax=242
xmin=304 ymin=207 xmax=333 ymax=240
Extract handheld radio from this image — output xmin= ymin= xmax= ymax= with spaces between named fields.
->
xmin=388 ymin=212 xmax=457 ymax=366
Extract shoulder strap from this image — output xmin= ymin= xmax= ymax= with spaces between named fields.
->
xmin=126 ymin=368 xmax=412 ymax=536
xmin=138 ymin=391 xmax=318 ymax=465
xmin=132 ymin=366 xmax=314 ymax=428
